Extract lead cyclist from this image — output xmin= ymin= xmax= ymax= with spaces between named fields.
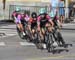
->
xmin=37 ymin=8 xmax=54 ymax=48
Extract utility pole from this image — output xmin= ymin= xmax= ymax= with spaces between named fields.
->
xmin=65 ymin=0 xmax=69 ymax=19
xmin=3 ymin=0 xmax=6 ymax=10
xmin=2 ymin=0 xmax=6 ymax=20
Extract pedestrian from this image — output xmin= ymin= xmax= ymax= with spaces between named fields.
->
xmin=49 ymin=0 xmax=59 ymax=19
xmin=58 ymin=0 xmax=65 ymax=23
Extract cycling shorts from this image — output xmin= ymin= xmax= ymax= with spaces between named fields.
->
xmin=31 ymin=22 xmax=37 ymax=30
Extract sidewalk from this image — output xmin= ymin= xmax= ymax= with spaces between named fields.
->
xmin=62 ymin=22 xmax=75 ymax=30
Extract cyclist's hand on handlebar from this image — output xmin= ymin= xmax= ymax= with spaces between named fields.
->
xmin=51 ymin=27 xmax=54 ymax=30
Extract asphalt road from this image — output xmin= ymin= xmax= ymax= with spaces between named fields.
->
xmin=0 ymin=23 xmax=75 ymax=60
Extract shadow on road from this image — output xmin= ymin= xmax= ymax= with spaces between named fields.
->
xmin=51 ymin=49 xmax=69 ymax=54
xmin=0 ymin=28 xmax=16 ymax=30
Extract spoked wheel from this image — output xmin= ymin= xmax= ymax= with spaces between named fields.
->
xmin=35 ymin=32 xmax=43 ymax=49
xmin=47 ymin=40 xmax=54 ymax=52
xmin=46 ymin=32 xmax=54 ymax=52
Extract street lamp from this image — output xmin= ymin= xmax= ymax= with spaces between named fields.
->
xmin=65 ymin=0 xmax=69 ymax=19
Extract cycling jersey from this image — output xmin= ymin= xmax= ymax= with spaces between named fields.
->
xmin=14 ymin=13 xmax=30 ymax=24
xmin=14 ymin=14 xmax=21 ymax=24
xmin=29 ymin=17 xmax=37 ymax=29
xmin=12 ymin=12 xmax=17 ymax=17
xmin=37 ymin=13 xmax=51 ymax=28
xmin=24 ymin=14 xmax=30 ymax=22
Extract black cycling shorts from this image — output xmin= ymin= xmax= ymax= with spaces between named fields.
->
xmin=31 ymin=22 xmax=37 ymax=30
xmin=40 ymin=20 xmax=48 ymax=28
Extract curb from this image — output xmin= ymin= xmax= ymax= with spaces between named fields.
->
xmin=0 ymin=19 xmax=14 ymax=24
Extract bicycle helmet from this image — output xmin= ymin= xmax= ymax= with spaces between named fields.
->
xmin=15 ymin=7 xmax=21 ymax=12
xmin=39 ymin=8 xmax=47 ymax=14
xmin=31 ymin=12 xmax=37 ymax=18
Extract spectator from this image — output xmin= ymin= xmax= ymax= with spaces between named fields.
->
xmin=49 ymin=0 xmax=59 ymax=18
xmin=49 ymin=0 xmax=59 ymax=26
xmin=58 ymin=0 xmax=65 ymax=23
xmin=69 ymin=0 xmax=75 ymax=19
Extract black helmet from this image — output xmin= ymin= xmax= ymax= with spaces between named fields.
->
xmin=31 ymin=12 xmax=37 ymax=18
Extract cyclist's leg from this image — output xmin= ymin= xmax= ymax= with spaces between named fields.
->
xmin=17 ymin=23 xmax=23 ymax=31
xmin=31 ymin=23 xmax=37 ymax=34
xmin=26 ymin=23 xmax=33 ymax=41
xmin=45 ymin=23 xmax=55 ymax=51
xmin=46 ymin=23 xmax=53 ymax=32
xmin=19 ymin=20 xmax=26 ymax=35
xmin=57 ymin=30 xmax=65 ymax=45
xmin=55 ymin=28 xmax=65 ymax=45
xmin=41 ymin=28 xmax=45 ymax=42
xmin=31 ymin=23 xmax=36 ymax=37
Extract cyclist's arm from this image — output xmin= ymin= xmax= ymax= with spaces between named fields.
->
xmin=14 ymin=14 xmax=21 ymax=24
xmin=12 ymin=13 xmax=17 ymax=23
xmin=14 ymin=17 xmax=17 ymax=23
xmin=49 ymin=19 xmax=54 ymax=27
xmin=57 ymin=16 xmax=62 ymax=27
xmin=28 ymin=18 xmax=32 ymax=31
xmin=17 ymin=14 xmax=21 ymax=23
xmin=24 ymin=15 xmax=30 ymax=22
xmin=37 ymin=16 xmax=41 ymax=31
xmin=46 ymin=15 xmax=54 ymax=27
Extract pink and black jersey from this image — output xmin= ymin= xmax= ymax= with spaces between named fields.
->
xmin=37 ymin=13 xmax=51 ymax=27
xmin=37 ymin=13 xmax=51 ymax=22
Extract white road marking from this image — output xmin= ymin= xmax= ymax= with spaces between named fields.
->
xmin=0 ymin=42 xmax=35 ymax=46
xmin=0 ymin=25 xmax=17 ymax=38
xmin=63 ymin=23 xmax=75 ymax=26
xmin=0 ymin=42 xmax=5 ymax=46
xmin=20 ymin=42 xmax=35 ymax=46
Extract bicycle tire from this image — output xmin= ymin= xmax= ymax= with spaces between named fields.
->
xmin=46 ymin=32 xmax=54 ymax=52
xmin=35 ymin=32 xmax=43 ymax=49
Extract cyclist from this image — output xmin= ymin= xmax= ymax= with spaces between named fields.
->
xmin=28 ymin=12 xmax=37 ymax=41
xmin=52 ymin=10 xmax=66 ymax=46
xmin=21 ymin=11 xmax=30 ymax=27
xmin=37 ymin=8 xmax=54 ymax=46
xmin=13 ymin=7 xmax=26 ymax=36
xmin=12 ymin=8 xmax=19 ymax=22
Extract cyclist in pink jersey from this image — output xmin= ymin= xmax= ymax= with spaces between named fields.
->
xmin=13 ymin=8 xmax=26 ymax=36
xmin=37 ymin=8 xmax=54 ymax=41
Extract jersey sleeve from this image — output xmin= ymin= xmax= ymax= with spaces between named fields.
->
xmin=37 ymin=16 xmax=41 ymax=22
xmin=46 ymin=15 xmax=51 ymax=21
xmin=24 ymin=15 xmax=30 ymax=21
xmin=12 ymin=12 xmax=16 ymax=17
xmin=17 ymin=14 xmax=21 ymax=20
